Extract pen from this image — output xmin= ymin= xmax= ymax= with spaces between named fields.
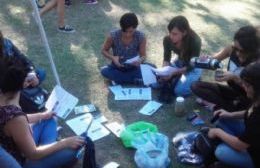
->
xmin=76 ymin=117 xmax=93 ymax=159
xmin=76 ymin=146 xmax=85 ymax=158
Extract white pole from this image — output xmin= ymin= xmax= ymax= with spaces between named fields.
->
xmin=30 ymin=0 xmax=61 ymax=86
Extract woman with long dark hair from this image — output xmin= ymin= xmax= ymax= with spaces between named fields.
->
xmin=191 ymin=26 xmax=259 ymax=111
xmin=156 ymin=15 xmax=202 ymax=102
xmin=208 ymin=62 xmax=260 ymax=168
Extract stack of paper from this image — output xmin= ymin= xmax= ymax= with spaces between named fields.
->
xmin=109 ymin=86 xmax=152 ymax=100
xmin=139 ymin=100 xmax=162 ymax=115
xmin=45 ymin=85 xmax=78 ymax=119
xmin=152 ymin=66 xmax=177 ymax=76
xmin=140 ymin=64 xmax=178 ymax=86
xmin=66 ymin=113 xmax=110 ymax=141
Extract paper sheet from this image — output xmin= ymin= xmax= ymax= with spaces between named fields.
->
xmin=66 ymin=113 xmax=110 ymax=141
xmin=105 ymin=122 xmax=125 ymax=137
xmin=152 ymin=66 xmax=177 ymax=76
xmin=124 ymin=56 xmax=140 ymax=64
xmin=87 ymin=120 xmax=110 ymax=141
xmin=115 ymin=88 xmax=152 ymax=100
xmin=103 ymin=162 xmax=120 ymax=168
xmin=66 ymin=113 xmax=93 ymax=135
xmin=93 ymin=114 xmax=108 ymax=123
xmin=140 ymin=64 xmax=157 ymax=86
xmin=109 ymin=85 xmax=123 ymax=96
xmin=45 ymin=85 xmax=78 ymax=119
xmin=139 ymin=100 xmax=162 ymax=115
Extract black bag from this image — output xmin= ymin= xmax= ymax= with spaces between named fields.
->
xmin=82 ymin=136 xmax=97 ymax=168
xmin=19 ymin=87 xmax=48 ymax=113
xmin=192 ymin=127 xmax=220 ymax=165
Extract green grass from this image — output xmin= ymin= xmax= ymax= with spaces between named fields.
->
xmin=1 ymin=0 xmax=259 ymax=167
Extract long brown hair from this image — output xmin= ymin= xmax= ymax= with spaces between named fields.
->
xmin=167 ymin=15 xmax=197 ymax=62
xmin=0 ymin=31 xmax=4 ymax=58
xmin=240 ymin=61 xmax=260 ymax=102
xmin=234 ymin=26 xmax=260 ymax=65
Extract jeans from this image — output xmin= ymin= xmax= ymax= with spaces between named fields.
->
xmin=101 ymin=64 xmax=142 ymax=84
xmin=173 ymin=68 xmax=202 ymax=96
xmin=0 ymin=146 xmax=22 ymax=168
xmin=191 ymin=81 xmax=250 ymax=111
xmin=23 ymin=118 xmax=96 ymax=168
xmin=215 ymin=118 xmax=255 ymax=168
xmin=23 ymin=118 xmax=77 ymax=168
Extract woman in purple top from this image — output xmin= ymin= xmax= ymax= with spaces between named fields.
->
xmin=101 ymin=12 xmax=146 ymax=84
xmin=0 ymin=57 xmax=97 ymax=168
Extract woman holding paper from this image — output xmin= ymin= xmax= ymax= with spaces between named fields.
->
xmin=101 ymin=12 xmax=146 ymax=84
xmin=0 ymin=57 xmax=97 ymax=168
xmin=157 ymin=15 xmax=202 ymax=100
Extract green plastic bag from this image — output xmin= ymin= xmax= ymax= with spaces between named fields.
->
xmin=120 ymin=121 xmax=158 ymax=148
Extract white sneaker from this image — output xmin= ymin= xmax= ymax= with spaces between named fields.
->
xmin=83 ymin=0 xmax=98 ymax=5
xmin=58 ymin=25 xmax=75 ymax=33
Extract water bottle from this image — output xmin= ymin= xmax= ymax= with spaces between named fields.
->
xmin=174 ymin=97 xmax=186 ymax=117
xmin=190 ymin=57 xmax=223 ymax=70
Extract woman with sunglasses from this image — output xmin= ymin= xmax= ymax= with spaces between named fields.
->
xmin=101 ymin=13 xmax=146 ymax=85
xmin=191 ymin=25 xmax=259 ymax=112
xmin=208 ymin=62 xmax=260 ymax=168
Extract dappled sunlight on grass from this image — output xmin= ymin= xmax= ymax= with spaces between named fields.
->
xmin=7 ymin=5 xmax=26 ymax=15
xmin=216 ymin=1 xmax=254 ymax=19
xmin=103 ymin=1 xmax=130 ymax=18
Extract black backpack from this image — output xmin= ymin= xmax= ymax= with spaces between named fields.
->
xmin=19 ymin=87 xmax=49 ymax=113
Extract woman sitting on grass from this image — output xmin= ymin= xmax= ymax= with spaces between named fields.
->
xmin=101 ymin=12 xmax=146 ymax=85
xmin=156 ymin=15 xmax=202 ymax=102
xmin=208 ymin=62 xmax=260 ymax=168
xmin=0 ymin=57 xmax=97 ymax=168
xmin=191 ymin=25 xmax=259 ymax=112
